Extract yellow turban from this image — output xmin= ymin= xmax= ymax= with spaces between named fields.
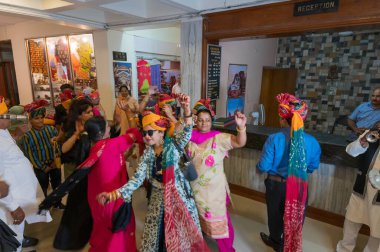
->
xmin=0 ymin=97 xmax=8 ymax=115
xmin=142 ymin=112 xmax=175 ymax=137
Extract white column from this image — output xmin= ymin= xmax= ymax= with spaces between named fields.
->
xmin=180 ymin=17 xmax=203 ymax=106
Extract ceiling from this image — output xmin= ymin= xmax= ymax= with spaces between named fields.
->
xmin=0 ymin=0 xmax=288 ymax=30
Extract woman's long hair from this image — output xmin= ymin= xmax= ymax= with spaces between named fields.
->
xmin=85 ymin=116 xmax=106 ymax=142
xmin=63 ymin=99 xmax=93 ymax=134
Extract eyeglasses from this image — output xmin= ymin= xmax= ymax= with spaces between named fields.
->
xmin=142 ymin=130 xmax=157 ymax=137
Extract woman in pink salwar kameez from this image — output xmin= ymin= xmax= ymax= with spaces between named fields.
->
xmin=84 ymin=116 xmax=143 ymax=252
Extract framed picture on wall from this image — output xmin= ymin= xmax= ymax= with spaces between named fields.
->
xmin=113 ymin=62 xmax=132 ymax=97
xmin=226 ymin=97 xmax=245 ymax=118
xmin=227 ymin=64 xmax=247 ymax=99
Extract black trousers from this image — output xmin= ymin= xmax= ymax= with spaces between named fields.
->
xmin=34 ymin=168 xmax=62 ymax=197
xmin=264 ymin=178 xmax=309 ymax=249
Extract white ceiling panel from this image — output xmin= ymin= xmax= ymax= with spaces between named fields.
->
xmin=0 ymin=0 xmax=289 ymax=30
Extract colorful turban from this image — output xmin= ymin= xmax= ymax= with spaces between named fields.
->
xmin=192 ymin=98 xmax=215 ymax=118
xmin=59 ymin=89 xmax=73 ymax=102
xmin=158 ymin=94 xmax=176 ymax=108
xmin=24 ymin=100 xmax=49 ymax=118
xmin=0 ymin=96 xmax=8 ymax=115
xmin=276 ymin=93 xmax=308 ymax=121
xmin=142 ymin=111 xmax=175 ymax=137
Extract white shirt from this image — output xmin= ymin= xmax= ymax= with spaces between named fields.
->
xmin=0 ymin=129 xmax=51 ymax=224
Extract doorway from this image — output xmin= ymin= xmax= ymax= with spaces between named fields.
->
xmin=0 ymin=40 xmax=19 ymax=106
xmin=259 ymin=67 xmax=297 ymax=127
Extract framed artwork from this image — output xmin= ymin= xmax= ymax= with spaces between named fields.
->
xmin=227 ymin=64 xmax=247 ymax=99
xmin=113 ymin=62 xmax=132 ymax=97
xmin=226 ymin=97 xmax=245 ymax=118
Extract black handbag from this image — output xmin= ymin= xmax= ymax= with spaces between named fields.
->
xmin=111 ymin=202 xmax=132 ymax=233
xmin=173 ymin=141 xmax=198 ymax=182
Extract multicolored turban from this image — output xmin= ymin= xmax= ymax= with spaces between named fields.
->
xmin=158 ymin=94 xmax=176 ymax=109
xmin=24 ymin=100 xmax=49 ymax=118
xmin=0 ymin=96 xmax=8 ymax=115
xmin=192 ymin=98 xmax=215 ymax=118
xmin=276 ymin=93 xmax=308 ymax=121
xmin=142 ymin=111 xmax=175 ymax=137
xmin=276 ymin=93 xmax=309 ymax=252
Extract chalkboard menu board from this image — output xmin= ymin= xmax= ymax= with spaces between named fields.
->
xmin=207 ymin=44 xmax=221 ymax=99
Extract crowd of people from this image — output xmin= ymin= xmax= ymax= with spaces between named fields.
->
xmin=0 ymin=83 xmax=379 ymax=252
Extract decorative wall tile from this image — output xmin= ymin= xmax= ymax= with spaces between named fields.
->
xmin=277 ymin=31 xmax=380 ymax=134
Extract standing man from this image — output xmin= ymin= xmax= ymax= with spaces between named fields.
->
xmin=257 ymin=93 xmax=321 ymax=252
xmin=0 ymin=96 xmax=52 ymax=251
xmin=348 ymin=87 xmax=380 ymax=139
xmin=171 ymin=76 xmax=181 ymax=117
xmin=336 ymin=128 xmax=380 ymax=252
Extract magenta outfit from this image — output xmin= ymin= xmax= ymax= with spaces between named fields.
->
xmin=87 ymin=134 xmax=137 ymax=252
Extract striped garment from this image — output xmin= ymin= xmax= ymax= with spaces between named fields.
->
xmin=21 ymin=125 xmax=59 ymax=171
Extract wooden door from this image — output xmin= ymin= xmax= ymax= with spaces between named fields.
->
xmin=259 ymin=67 xmax=297 ymax=127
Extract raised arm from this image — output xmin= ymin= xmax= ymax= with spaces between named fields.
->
xmin=231 ymin=111 xmax=247 ymax=148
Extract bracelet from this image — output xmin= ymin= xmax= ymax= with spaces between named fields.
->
xmin=184 ymin=113 xmax=193 ymax=118
xmin=236 ymin=126 xmax=246 ymax=132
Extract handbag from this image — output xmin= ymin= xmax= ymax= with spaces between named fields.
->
xmin=53 ymin=141 xmax=61 ymax=169
xmin=173 ymin=141 xmax=198 ymax=182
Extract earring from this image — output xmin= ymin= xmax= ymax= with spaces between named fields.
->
xmin=160 ymin=138 xmax=164 ymax=145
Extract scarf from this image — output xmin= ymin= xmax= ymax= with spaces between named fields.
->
xmin=277 ymin=93 xmax=308 ymax=252
xmin=162 ymin=136 xmax=210 ymax=251
xmin=190 ymin=129 xmax=221 ymax=145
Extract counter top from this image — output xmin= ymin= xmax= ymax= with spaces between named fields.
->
xmin=214 ymin=125 xmax=358 ymax=168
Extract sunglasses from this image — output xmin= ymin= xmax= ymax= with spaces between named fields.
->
xmin=142 ymin=130 xmax=157 ymax=137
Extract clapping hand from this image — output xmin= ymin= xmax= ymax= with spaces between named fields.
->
xmin=235 ymin=112 xmax=247 ymax=129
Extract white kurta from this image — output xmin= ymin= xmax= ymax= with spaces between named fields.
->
xmin=0 ymin=129 xmax=52 ymax=251
xmin=345 ymin=132 xmax=380 ymax=238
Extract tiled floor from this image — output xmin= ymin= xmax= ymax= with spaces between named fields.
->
xmin=23 ymin=188 xmax=369 ymax=252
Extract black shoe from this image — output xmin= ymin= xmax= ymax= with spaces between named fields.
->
xmin=53 ymin=202 xmax=66 ymax=210
xmin=22 ymin=236 xmax=39 ymax=248
xmin=260 ymin=232 xmax=279 ymax=251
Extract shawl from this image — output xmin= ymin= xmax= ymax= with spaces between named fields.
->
xmin=277 ymin=93 xmax=308 ymax=252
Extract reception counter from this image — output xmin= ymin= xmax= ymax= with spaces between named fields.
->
xmin=216 ymin=125 xmax=358 ymax=218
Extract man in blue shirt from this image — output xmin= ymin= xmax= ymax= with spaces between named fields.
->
xmin=348 ymin=88 xmax=380 ymax=139
xmin=257 ymin=94 xmax=321 ymax=252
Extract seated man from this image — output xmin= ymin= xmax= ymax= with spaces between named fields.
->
xmin=336 ymin=127 xmax=380 ymax=252
xmin=347 ymin=87 xmax=380 ymax=140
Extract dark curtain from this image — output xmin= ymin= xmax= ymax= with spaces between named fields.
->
xmin=0 ymin=62 xmax=19 ymax=105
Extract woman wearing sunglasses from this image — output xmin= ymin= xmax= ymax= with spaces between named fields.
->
xmin=187 ymin=99 xmax=247 ymax=252
xmin=97 ymin=94 xmax=209 ymax=252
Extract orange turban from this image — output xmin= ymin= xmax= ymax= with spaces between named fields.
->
xmin=0 ymin=96 xmax=8 ymax=115
xmin=142 ymin=111 xmax=175 ymax=137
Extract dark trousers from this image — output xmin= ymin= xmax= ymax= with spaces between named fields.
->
xmin=34 ymin=168 xmax=62 ymax=197
xmin=265 ymin=178 xmax=286 ymax=247
xmin=264 ymin=178 xmax=309 ymax=250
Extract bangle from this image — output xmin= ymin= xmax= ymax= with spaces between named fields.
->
xmin=236 ymin=126 xmax=246 ymax=132
xmin=184 ymin=113 xmax=192 ymax=118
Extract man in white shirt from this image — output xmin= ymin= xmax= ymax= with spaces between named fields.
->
xmin=336 ymin=129 xmax=380 ymax=252
xmin=171 ymin=76 xmax=181 ymax=117
xmin=0 ymin=97 xmax=51 ymax=251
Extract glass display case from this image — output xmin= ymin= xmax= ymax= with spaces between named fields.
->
xmin=27 ymin=38 xmax=51 ymax=104
xmin=26 ymin=33 xmax=97 ymax=106
xmin=69 ymin=34 xmax=97 ymax=94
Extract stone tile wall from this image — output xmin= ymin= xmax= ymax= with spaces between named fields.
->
xmin=276 ymin=31 xmax=380 ymax=135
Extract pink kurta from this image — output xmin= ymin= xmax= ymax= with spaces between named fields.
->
xmin=87 ymin=135 xmax=137 ymax=252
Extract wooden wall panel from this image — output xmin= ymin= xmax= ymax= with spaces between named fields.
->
xmin=203 ymin=0 xmax=380 ymax=40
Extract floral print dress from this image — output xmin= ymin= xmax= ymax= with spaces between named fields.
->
xmin=118 ymin=125 xmax=202 ymax=252
xmin=187 ymin=133 xmax=233 ymax=239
